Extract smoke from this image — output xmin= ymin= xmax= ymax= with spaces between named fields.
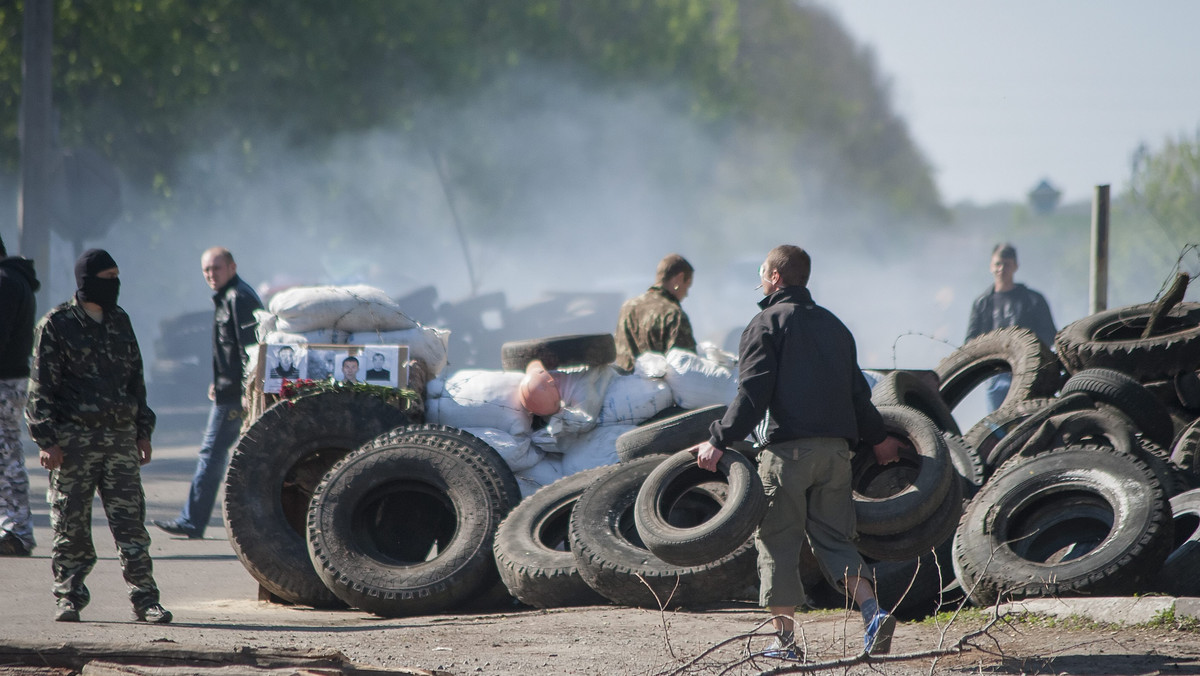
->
xmin=4 ymin=63 xmax=1195 ymax=432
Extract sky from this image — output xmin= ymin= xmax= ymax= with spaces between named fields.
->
xmin=814 ymin=0 xmax=1200 ymax=205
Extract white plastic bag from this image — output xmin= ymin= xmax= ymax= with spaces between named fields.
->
xmin=545 ymin=366 xmax=614 ymax=439
xmin=597 ymin=372 xmax=674 ymax=425
xmin=461 ymin=427 xmax=544 ymax=473
xmin=424 ymin=370 xmax=531 ymax=437
xmin=270 ymin=285 xmax=417 ymax=333
xmin=633 ymin=352 xmax=669 ymax=379
xmin=558 ymin=424 xmax=635 ymax=476
xmin=664 ymin=347 xmax=738 ymax=409
xmin=262 ymin=328 xmax=352 ymax=345
xmin=349 ymin=326 xmax=451 ymax=376
xmin=516 ymin=454 xmax=565 ymax=498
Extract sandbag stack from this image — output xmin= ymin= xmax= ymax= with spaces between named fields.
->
xmin=253 ymin=284 xmax=452 ymax=381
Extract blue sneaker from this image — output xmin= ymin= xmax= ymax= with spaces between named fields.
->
xmin=864 ymin=610 xmax=896 ymax=655
xmin=763 ymin=636 xmax=802 ymax=661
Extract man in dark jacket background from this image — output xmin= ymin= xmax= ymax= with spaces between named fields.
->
xmin=155 ymin=247 xmax=261 ymax=539
xmin=966 ymin=243 xmax=1056 ymax=411
xmin=691 ymin=244 xmax=903 ymax=660
xmin=0 ymin=235 xmax=40 ymax=556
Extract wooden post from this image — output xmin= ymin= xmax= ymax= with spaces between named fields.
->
xmin=18 ymin=0 xmax=54 ymax=303
xmin=1089 ymin=185 xmax=1110 ymax=314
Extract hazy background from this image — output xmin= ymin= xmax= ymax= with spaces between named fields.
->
xmin=2 ymin=1 xmax=1197 ymax=430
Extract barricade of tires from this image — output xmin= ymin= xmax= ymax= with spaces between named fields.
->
xmin=221 ymin=300 xmax=1200 ymax=617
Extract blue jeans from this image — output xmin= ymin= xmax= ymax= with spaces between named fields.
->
xmin=176 ymin=403 xmax=243 ymax=537
xmin=986 ymin=373 xmax=1012 ymax=413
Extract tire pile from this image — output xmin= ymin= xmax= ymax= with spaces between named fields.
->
xmin=220 ymin=301 xmax=1200 ymax=618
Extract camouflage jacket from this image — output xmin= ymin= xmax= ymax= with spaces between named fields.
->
xmin=25 ymin=297 xmax=155 ymax=448
xmin=613 ymin=286 xmax=697 ymax=372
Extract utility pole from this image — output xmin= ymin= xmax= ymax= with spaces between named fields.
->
xmin=19 ymin=0 xmax=53 ymax=301
xmin=1089 ymin=185 xmax=1110 ymax=314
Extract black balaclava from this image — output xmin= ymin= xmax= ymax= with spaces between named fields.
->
xmin=75 ymin=248 xmax=120 ymax=310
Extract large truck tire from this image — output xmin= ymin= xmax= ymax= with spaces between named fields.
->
xmin=852 ymin=406 xmax=954 ymax=536
xmin=501 ymin=334 xmax=617 ymax=371
xmin=934 ymin=327 xmax=1062 ymax=414
xmin=306 ymin=430 xmax=517 ymax=617
xmin=493 ymin=466 xmax=613 ymax=609
xmin=615 ymin=405 xmax=726 ymax=462
xmin=952 ymin=444 xmax=1172 ymax=605
xmin=1055 ymin=302 xmax=1200 ymax=380
xmin=223 ymin=390 xmax=415 ymax=607
xmin=569 ymin=455 xmax=757 ymax=609
xmin=871 ymin=370 xmax=960 ymax=435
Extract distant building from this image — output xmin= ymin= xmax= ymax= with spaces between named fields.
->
xmin=1028 ymin=179 xmax=1062 ymax=215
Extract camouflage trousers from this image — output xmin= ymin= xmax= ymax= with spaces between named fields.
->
xmin=48 ymin=425 xmax=159 ymax=610
xmin=0 ymin=378 xmax=35 ymax=549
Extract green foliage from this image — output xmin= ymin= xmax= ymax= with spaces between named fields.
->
xmin=1128 ymin=131 xmax=1200 ymax=252
xmin=0 ymin=0 xmax=944 ymax=228
xmin=279 ymin=377 xmax=420 ymax=412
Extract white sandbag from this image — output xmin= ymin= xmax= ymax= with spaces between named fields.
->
xmin=558 ymin=424 xmax=635 ymax=476
xmin=461 ymin=427 xmax=543 ymax=473
xmin=545 ymin=366 xmax=614 ymax=439
xmin=530 ymin=427 xmax=557 ymax=456
xmin=515 ymin=476 xmax=544 ymax=500
xmin=516 ymin=454 xmax=565 ymax=498
xmin=349 ymin=326 xmax=451 ymax=376
xmin=424 ymin=370 xmax=531 ymax=437
xmin=270 ymin=285 xmax=417 ymax=333
xmin=262 ymin=328 xmax=352 ymax=345
xmin=253 ymin=309 xmax=278 ymax=343
xmin=698 ymin=341 xmax=738 ymax=369
xmin=633 ymin=352 xmax=669 ymax=379
xmin=664 ymin=347 xmax=738 ymax=410
xmin=597 ymin=372 xmax=674 ymax=425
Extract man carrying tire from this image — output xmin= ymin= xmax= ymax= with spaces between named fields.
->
xmin=691 ymin=245 xmax=903 ymax=660
xmin=966 ymin=243 xmax=1056 ymax=411
xmin=155 ymin=247 xmax=262 ymax=540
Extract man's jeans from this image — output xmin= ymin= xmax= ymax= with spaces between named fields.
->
xmin=176 ymin=403 xmax=243 ymax=537
xmin=986 ymin=373 xmax=1013 ymax=413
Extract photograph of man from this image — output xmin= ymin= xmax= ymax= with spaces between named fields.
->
xmin=340 ymin=355 xmax=360 ymax=384
xmin=364 ymin=352 xmax=390 ymax=382
xmin=306 ymin=350 xmax=335 ymax=380
xmin=269 ymin=345 xmax=300 ymax=379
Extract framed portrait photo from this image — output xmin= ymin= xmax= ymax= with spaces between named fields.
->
xmin=263 ymin=343 xmax=308 ymax=393
xmin=359 ymin=345 xmax=408 ymax=389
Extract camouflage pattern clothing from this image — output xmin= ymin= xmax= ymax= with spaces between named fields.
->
xmin=613 ymin=286 xmax=697 ymax=372
xmin=0 ymin=378 xmax=35 ymax=550
xmin=25 ymin=298 xmax=160 ymax=610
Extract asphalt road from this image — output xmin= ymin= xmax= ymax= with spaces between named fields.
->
xmin=0 ymin=433 xmax=268 ymax=624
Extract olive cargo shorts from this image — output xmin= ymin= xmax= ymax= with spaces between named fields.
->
xmin=755 ymin=437 xmax=866 ymax=608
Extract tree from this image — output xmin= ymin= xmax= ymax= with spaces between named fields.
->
xmin=1128 ymin=131 xmax=1200 ymax=251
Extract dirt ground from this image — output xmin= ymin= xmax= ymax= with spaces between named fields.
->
xmin=7 ymin=438 xmax=1200 ymax=675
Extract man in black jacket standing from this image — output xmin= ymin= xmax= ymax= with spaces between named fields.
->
xmin=0 ymin=236 xmax=39 ymax=556
xmin=966 ymin=243 xmax=1056 ymax=411
xmin=155 ymin=248 xmax=261 ymax=539
xmin=692 ymin=244 xmax=903 ymax=660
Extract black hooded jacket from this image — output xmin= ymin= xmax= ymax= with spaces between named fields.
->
xmin=0 ymin=256 xmax=41 ymax=379
xmin=709 ymin=285 xmax=886 ymax=450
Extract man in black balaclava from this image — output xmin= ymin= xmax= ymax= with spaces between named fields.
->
xmin=25 ymin=249 xmax=172 ymax=623
xmin=74 ymin=248 xmax=121 ymax=310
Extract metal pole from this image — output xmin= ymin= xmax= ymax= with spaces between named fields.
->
xmin=19 ymin=0 xmax=53 ymax=304
xmin=1089 ymin=184 xmax=1110 ymax=314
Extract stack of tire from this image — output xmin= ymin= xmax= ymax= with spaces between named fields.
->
xmin=221 ymin=301 xmax=1200 ymax=617
xmin=493 ymin=390 xmax=965 ymax=614
xmin=943 ymin=302 xmax=1200 ymax=606
xmin=223 ymin=385 xmax=532 ymax=616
